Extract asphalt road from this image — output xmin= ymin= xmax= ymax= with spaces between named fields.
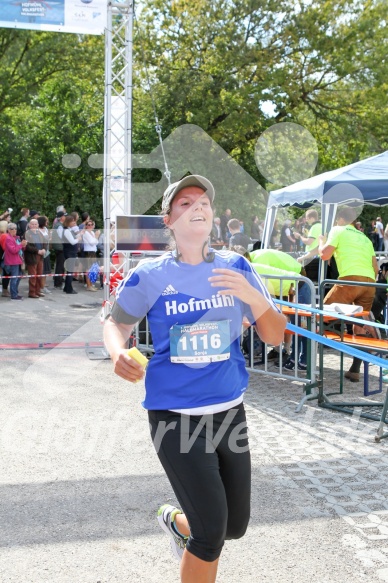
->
xmin=1 ymin=277 xmax=388 ymax=582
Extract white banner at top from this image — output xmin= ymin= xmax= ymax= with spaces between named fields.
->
xmin=0 ymin=0 xmax=107 ymax=35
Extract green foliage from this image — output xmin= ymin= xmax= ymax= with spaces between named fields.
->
xmin=0 ymin=31 xmax=104 ymax=221
xmin=134 ymin=0 xmax=388 ymax=222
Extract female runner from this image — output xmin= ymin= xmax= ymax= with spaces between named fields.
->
xmin=104 ymin=175 xmax=286 ymax=583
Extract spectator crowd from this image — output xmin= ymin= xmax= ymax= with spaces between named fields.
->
xmin=211 ymin=208 xmax=264 ymax=251
xmin=0 ymin=206 xmax=104 ymax=300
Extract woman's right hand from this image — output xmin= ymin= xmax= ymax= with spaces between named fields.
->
xmin=112 ymin=349 xmax=145 ymax=382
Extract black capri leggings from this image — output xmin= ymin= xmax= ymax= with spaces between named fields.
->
xmin=148 ymin=402 xmax=251 ymax=562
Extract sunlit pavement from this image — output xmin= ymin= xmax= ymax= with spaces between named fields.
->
xmin=1 ymin=280 xmax=388 ymax=582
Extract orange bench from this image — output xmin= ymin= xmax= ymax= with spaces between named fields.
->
xmin=322 ymin=331 xmax=388 ymax=396
xmin=323 ymin=331 xmax=388 ymax=353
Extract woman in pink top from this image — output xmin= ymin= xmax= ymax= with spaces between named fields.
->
xmin=3 ymin=223 xmax=27 ymax=300
xmin=0 ymin=220 xmax=10 ymax=297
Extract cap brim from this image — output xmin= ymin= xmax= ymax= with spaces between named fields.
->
xmin=163 ymin=174 xmax=215 ymax=211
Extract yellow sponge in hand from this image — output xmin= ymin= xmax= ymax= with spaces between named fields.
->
xmin=127 ymin=347 xmax=148 ymax=369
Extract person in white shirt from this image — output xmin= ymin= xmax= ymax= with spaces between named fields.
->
xmin=38 ymin=215 xmax=52 ymax=295
xmin=384 ymin=223 xmax=388 ymax=254
xmin=211 ymin=217 xmax=222 ymax=244
xmin=52 ymin=211 xmax=67 ymax=288
xmin=82 ymin=219 xmax=100 ymax=291
xmin=62 ymin=215 xmax=85 ymax=294
xmin=376 ymin=217 xmax=384 ymax=252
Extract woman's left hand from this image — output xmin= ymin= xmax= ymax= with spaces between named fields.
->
xmin=209 ymin=268 xmax=287 ymax=345
xmin=209 ymin=268 xmax=262 ymax=306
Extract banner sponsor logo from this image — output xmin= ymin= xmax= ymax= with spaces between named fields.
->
xmin=0 ymin=0 xmax=106 ymax=35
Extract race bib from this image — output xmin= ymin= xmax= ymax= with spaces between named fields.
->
xmin=169 ymin=320 xmax=231 ymax=363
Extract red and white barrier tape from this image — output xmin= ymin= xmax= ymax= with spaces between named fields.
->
xmin=0 ymin=341 xmax=104 ymax=351
xmin=0 ymin=271 xmax=105 ymax=280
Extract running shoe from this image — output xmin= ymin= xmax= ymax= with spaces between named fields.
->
xmin=268 ymin=347 xmax=289 ymax=362
xmin=157 ymin=504 xmax=188 ymax=561
xmin=283 ymin=358 xmax=307 ymax=371
xmin=283 ymin=358 xmax=295 ymax=371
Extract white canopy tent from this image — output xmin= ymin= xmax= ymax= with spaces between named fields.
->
xmin=262 ymin=151 xmax=388 ymax=249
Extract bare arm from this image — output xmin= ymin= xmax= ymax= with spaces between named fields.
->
xmin=319 ymin=244 xmax=336 ymax=261
xmin=208 ymin=268 xmax=287 ymax=346
xmin=372 ymin=256 xmax=379 ymax=276
xmin=294 ymin=232 xmax=315 ymax=246
xmin=252 ymin=298 xmax=288 ymax=346
xmin=318 ymin=235 xmax=336 ymax=261
xmin=103 ymin=317 xmax=145 ymax=382
xmin=297 ymin=245 xmax=319 ymax=264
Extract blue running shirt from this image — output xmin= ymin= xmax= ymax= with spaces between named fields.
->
xmin=113 ymin=250 xmax=277 ymax=410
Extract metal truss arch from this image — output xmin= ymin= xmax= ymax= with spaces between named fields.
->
xmin=103 ymin=0 xmax=134 ymax=316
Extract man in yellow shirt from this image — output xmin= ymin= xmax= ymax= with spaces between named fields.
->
xmin=250 ymin=249 xmax=312 ymax=369
xmin=319 ymin=207 xmax=379 ymax=382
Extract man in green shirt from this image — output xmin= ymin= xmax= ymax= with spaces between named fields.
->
xmin=250 ymin=248 xmax=312 ymax=368
xmin=250 ymin=248 xmax=302 ymax=274
xmin=319 ymin=206 xmax=379 ymax=382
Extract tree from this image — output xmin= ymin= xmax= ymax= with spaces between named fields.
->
xmin=134 ymin=0 xmax=388 ymax=221
xmin=0 ymin=31 xmax=105 ymax=219
xmin=0 ymin=30 xmax=103 ymax=112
